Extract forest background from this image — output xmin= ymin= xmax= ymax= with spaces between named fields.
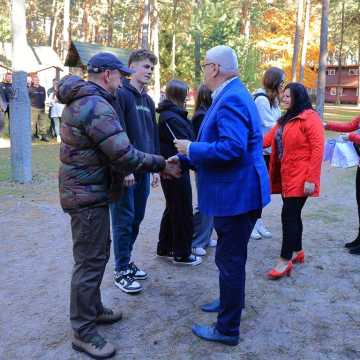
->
xmin=2 ymin=0 xmax=360 ymax=91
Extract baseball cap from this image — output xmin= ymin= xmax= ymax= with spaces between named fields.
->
xmin=87 ymin=52 xmax=134 ymax=75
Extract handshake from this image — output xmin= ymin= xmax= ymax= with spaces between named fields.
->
xmin=161 ymin=155 xmax=182 ymax=180
xmin=161 ymin=139 xmax=191 ymax=180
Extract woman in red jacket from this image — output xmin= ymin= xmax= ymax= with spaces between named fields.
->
xmin=264 ymin=83 xmax=324 ymax=279
xmin=324 ymin=115 xmax=360 ymax=254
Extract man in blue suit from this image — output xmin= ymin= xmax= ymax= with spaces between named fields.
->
xmin=174 ymin=45 xmax=271 ymax=346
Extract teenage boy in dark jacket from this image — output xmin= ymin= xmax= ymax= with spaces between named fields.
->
xmin=110 ymin=49 xmax=159 ymax=294
xmin=58 ymin=52 xmax=180 ymax=359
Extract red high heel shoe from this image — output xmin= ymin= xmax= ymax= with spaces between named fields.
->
xmin=292 ymin=250 xmax=305 ymax=264
xmin=267 ymin=261 xmax=293 ymax=280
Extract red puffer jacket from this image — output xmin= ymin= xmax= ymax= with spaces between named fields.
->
xmin=263 ymin=109 xmax=324 ymax=197
xmin=325 ymin=115 xmax=360 ymax=144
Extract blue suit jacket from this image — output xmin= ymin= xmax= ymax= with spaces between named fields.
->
xmin=188 ymin=78 xmax=271 ymax=217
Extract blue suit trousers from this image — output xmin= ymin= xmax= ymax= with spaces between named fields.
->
xmin=214 ymin=210 xmax=259 ymax=337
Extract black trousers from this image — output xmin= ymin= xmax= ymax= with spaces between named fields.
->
xmin=69 ymin=206 xmax=111 ymax=340
xmin=158 ymin=172 xmax=193 ymax=258
xmin=280 ymin=197 xmax=307 ymax=260
xmin=356 ymin=167 xmax=360 ymax=228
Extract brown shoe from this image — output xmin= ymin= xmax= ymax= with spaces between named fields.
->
xmin=72 ymin=334 xmax=116 ymax=359
xmin=96 ymin=307 xmax=123 ymax=324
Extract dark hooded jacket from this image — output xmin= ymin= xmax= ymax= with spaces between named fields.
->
xmin=191 ymin=104 xmax=208 ymax=139
xmin=58 ymin=75 xmax=166 ymax=213
xmin=114 ymin=80 xmax=159 ymax=154
xmin=157 ymin=99 xmax=194 ymax=159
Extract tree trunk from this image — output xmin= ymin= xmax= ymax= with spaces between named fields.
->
xmin=242 ymin=1 xmax=252 ymax=41
xmin=152 ymin=0 xmax=160 ymax=105
xmin=50 ymin=3 xmax=61 ymax=49
xmin=10 ymin=0 xmax=32 ymax=183
xmin=193 ymin=0 xmax=202 ymax=85
xmin=291 ymin=0 xmax=304 ymax=82
xmin=141 ymin=0 xmax=150 ymax=49
xmin=316 ymin=0 xmax=330 ymax=119
xmin=63 ymin=0 xmax=70 ymax=61
xmin=299 ymin=0 xmax=311 ymax=82
xmin=170 ymin=0 xmax=178 ymax=77
xmin=107 ymin=0 xmax=114 ymax=46
xmin=48 ymin=0 xmax=56 ymax=46
xmin=336 ymin=1 xmax=345 ymax=105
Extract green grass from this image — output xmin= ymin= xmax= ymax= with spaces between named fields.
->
xmin=0 ymin=143 xmax=60 ymax=196
xmin=323 ymin=104 xmax=359 ymax=123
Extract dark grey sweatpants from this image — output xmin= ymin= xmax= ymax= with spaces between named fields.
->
xmin=69 ymin=206 xmax=111 ymax=340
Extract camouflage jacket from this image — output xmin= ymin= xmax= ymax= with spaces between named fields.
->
xmin=57 ymin=75 xmax=165 ymax=213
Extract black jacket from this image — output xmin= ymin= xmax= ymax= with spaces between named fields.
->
xmin=114 ymin=80 xmax=159 ymax=154
xmin=29 ymin=85 xmax=46 ymax=109
xmin=191 ymin=105 xmax=209 ymax=139
xmin=157 ymin=99 xmax=194 ymax=159
xmin=0 ymin=82 xmax=12 ymax=112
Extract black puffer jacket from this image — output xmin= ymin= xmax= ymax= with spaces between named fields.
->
xmin=58 ymin=75 xmax=166 ymax=213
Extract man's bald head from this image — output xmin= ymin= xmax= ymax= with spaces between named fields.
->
xmin=206 ymin=45 xmax=238 ymax=74
xmin=203 ymin=45 xmax=239 ymax=91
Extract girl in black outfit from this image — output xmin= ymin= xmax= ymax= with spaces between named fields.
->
xmin=157 ymin=79 xmax=202 ymax=266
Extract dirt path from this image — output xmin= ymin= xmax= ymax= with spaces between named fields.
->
xmin=1 ymin=163 xmax=360 ymax=360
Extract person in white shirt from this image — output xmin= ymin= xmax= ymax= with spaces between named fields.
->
xmin=48 ymin=80 xmax=65 ymax=143
xmin=251 ymin=67 xmax=285 ymax=240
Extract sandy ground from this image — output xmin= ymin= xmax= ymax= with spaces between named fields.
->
xmin=1 ymin=162 xmax=360 ymax=360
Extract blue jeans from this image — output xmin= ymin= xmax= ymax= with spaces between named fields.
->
xmin=110 ymin=173 xmax=150 ymax=272
xmin=192 ymin=207 xmax=214 ymax=248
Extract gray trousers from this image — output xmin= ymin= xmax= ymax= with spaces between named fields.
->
xmin=192 ymin=206 xmax=214 ymax=248
xmin=69 ymin=206 xmax=110 ymax=340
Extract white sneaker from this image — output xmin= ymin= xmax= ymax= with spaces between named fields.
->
xmin=250 ymin=228 xmax=261 ymax=240
xmin=255 ymin=219 xmax=272 ymax=238
xmin=208 ymin=239 xmax=217 ymax=247
xmin=56 ymin=135 xmax=61 ymax=143
xmin=114 ymin=270 xmax=142 ymax=294
xmin=192 ymin=247 xmax=207 ymax=256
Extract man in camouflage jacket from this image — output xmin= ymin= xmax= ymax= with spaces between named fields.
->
xmin=58 ymin=52 xmax=180 ymax=359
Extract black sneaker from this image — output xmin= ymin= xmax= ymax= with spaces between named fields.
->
xmin=114 ymin=270 xmax=142 ymax=294
xmin=345 ymin=237 xmax=360 ymax=249
xmin=156 ymin=250 xmax=174 ymax=258
xmin=41 ymin=135 xmax=50 ymax=142
xmin=349 ymin=245 xmax=360 ymax=255
xmin=128 ymin=262 xmax=148 ymax=280
xmin=173 ymin=255 xmax=202 ymax=266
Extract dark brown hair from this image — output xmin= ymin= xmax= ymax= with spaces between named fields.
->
xmin=277 ymin=82 xmax=313 ymax=127
xmin=262 ymin=67 xmax=285 ymax=107
xmin=166 ymin=79 xmax=189 ymax=109
xmin=194 ymin=84 xmax=212 ymax=113
xmin=128 ymin=49 xmax=158 ymax=66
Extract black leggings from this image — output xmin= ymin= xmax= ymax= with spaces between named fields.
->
xmin=356 ymin=167 xmax=360 ymax=227
xmin=281 ymin=197 xmax=307 ymax=260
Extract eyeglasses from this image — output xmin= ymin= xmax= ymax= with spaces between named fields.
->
xmin=200 ymin=62 xmax=218 ymax=71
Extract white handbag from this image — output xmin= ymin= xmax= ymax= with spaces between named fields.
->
xmin=329 ymin=138 xmax=359 ymax=168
